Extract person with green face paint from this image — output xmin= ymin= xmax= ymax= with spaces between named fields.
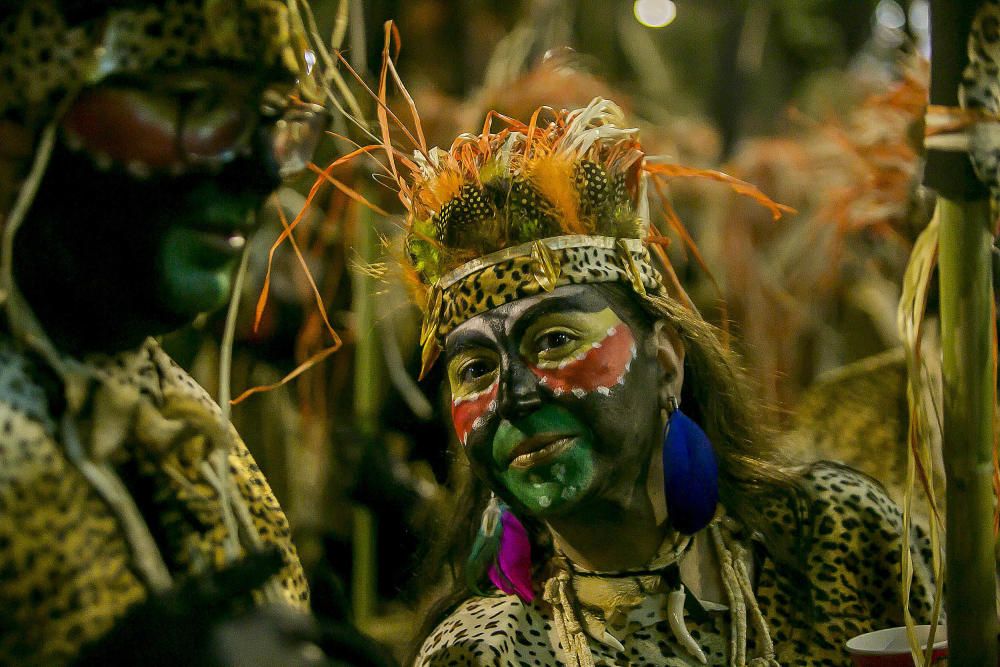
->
xmin=373 ymin=97 xmax=939 ymax=665
xmin=0 ymin=2 xmax=394 ymax=666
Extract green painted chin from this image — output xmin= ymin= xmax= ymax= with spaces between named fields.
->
xmin=493 ymin=405 xmax=597 ymax=516
xmin=158 ymin=226 xmax=244 ymax=317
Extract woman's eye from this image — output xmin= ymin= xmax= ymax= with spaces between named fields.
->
xmin=460 ymin=360 xmax=494 ymax=383
xmin=535 ymin=330 xmax=574 ymax=352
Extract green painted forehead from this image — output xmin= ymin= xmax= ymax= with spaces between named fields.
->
xmin=0 ymin=0 xmax=312 ymax=122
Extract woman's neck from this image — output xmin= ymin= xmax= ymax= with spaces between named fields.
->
xmin=550 ymin=500 xmax=728 ymax=604
xmin=546 ymin=489 xmax=667 ymax=572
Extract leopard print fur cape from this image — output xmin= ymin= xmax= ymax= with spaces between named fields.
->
xmin=0 ymin=333 xmax=309 ymax=665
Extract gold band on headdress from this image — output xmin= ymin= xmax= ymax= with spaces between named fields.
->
xmin=417 ymin=233 xmax=663 ymax=376
xmin=436 ymin=235 xmax=661 ymax=335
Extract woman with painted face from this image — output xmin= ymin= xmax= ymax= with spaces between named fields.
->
xmin=388 ymin=99 xmax=937 ymax=666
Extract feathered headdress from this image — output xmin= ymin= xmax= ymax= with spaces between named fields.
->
xmin=333 ymin=23 xmax=794 ymax=377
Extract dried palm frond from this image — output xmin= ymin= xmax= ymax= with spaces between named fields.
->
xmin=896 ymin=210 xmax=945 ymax=666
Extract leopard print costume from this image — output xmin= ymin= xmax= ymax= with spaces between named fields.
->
xmin=0 ymin=0 xmax=306 ymax=124
xmin=433 ymin=237 xmax=662 ymax=340
xmin=784 ymin=345 xmax=950 ymax=530
xmin=0 ymin=333 xmax=309 ymax=666
xmin=415 ymin=464 xmax=936 ymax=666
xmin=960 ymin=0 xmax=1000 ymax=208
xmin=0 ymin=3 xmax=314 ymax=663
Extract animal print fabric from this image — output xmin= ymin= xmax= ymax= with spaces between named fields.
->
xmin=434 ymin=236 xmax=662 ymax=340
xmin=0 ymin=334 xmax=308 ymax=665
xmin=416 ymin=464 xmax=936 ymax=666
xmin=960 ymin=0 xmax=1000 ymax=206
xmin=784 ymin=349 xmax=946 ymax=522
xmin=0 ymin=0 xmax=301 ymax=121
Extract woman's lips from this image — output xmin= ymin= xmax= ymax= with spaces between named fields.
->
xmin=508 ymin=434 xmax=577 ymax=470
xmin=61 ymin=86 xmax=248 ymax=175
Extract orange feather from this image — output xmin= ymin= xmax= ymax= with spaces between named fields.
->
xmin=526 ymin=155 xmax=584 ymax=234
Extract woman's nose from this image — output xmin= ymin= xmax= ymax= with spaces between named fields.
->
xmin=498 ymin=357 xmax=542 ymax=419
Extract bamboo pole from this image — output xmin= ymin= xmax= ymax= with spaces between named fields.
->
xmin=350 ymin=186 xmax=382 ymax=628
xmin=927 ymin=2 xmax=998 ymax=664
xmin=937 ymin=198 xmax=997 ymax=666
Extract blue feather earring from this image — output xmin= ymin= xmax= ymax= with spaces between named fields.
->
xmin=662 ymin=396 xmax=719 ymax=534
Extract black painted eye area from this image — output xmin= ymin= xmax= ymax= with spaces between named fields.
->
xmin=459 ymin=358 xmax=496 ymax=384
xmin=534 ymin=330 xmax=575 ymax=353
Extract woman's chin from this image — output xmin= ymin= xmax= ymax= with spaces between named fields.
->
xmin=158 ymin=264 xmax=235 ymax=319
xmin=508 ymin=481 xmax=591 ymax=518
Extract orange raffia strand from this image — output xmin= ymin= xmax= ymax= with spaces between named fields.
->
xmin=480 ymin=110 xmax=523 ymax=147
xmin=332 ymin=47 xmax=419 ymax=182
xmin=523 ymin=105 xmax=546 ymax=160
xmin=644 ymin=162 xmax=795 ymax=222
xmin=325 ymin=128 xmax=419 ymax=180
xmin=457 ymin=142 xmax=481 ymax=184
xmin=643 ymin=216 xmax=699 ymax=313
xmin=254 ymin=151 xmax=391 ymax=334
xmin=298 ymin=200 xmax=350 ymax=419
xmin=307 ymin=162 xmax=389 ymax=216
xmin=649 ymin=175 xmax=722 ymax=296
xmin=376 ymin=38 xmax=399 ymax=186
xmin=384 ymin=22 xmax=427 ymax=155
xmin=278 ymin=203 xmax=339 ymax=344
xmin=334 ymin=48 xmax=414 ymax=155
xmin=231 ymin=345 xmax=341 ymax=405
xmin=325 ymin=131 xmax=392 ymax=176
xmin=254 ymin=159 xmax=335 ymax=332
xmin=234 ymin=206 xmax=343 ymax=406
xmin=653 ymin=177 xmax=731 ymax=345
xmin=649 ymin=240 xmax=697 ymax=314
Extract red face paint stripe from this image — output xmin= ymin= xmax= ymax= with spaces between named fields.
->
xmin=531 ymin=324 xmax=636 ymax=397
xmin=452 ymin=379 xmax=499 ymax=445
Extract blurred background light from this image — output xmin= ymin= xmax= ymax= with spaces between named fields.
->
xmin=874 ymin=0 xmax=905 ymax=30
xmin=908 ymin=0 xmax=929 ymax=31
xmin=908 ymin=0 xmax=931 ymax=56
xmin=634 ymin=0 xmax=677 ymax=29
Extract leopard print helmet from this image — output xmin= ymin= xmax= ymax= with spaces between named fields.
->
xmin=0 ymin=0 xmax=326 ymax=211
xmin=0 ymin=0 xmax=317 ymax=127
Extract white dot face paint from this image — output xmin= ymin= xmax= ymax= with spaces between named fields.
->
xmin=444 ymin=287 xmax=665 ymax=521
xmin=451 ymin=379 xmax=499 ymax=446
xmin=533 ymin=324 xmax=637 ymax=396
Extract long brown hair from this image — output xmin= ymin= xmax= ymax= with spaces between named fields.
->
xmin=409 ymin=285 xmax=807 ymax=659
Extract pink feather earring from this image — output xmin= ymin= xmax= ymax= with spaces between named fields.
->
xmin=466 ymin=493 xmax=535 ymax=603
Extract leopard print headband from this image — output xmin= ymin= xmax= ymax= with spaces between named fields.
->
xmin=418 ymin=234 xmax=665 ymax=375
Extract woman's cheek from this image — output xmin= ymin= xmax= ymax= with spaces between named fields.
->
xmin=451 ymin=378 xmax=499 ymax=446
xmin=530 ymin=324 xmax=636 ymax=397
